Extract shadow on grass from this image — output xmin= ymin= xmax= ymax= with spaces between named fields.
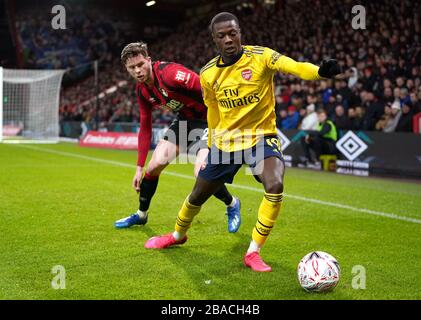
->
xmin=128 ymin=224 xmax=351 ymax=300
xmin=112 ymin=211 xmax=351 ymax=300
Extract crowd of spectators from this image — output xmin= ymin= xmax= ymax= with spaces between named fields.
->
xmin=16 ymin=2 xmax=133 ymax=69
xmin=16 ymin=1 xmax=176 ymax=128
xmin=58 ymin=59 xmax=175 ymax=128
xmin=150 ymin=0 xmax=421 ymax=134
xmin=18 ymin=0 xmax=421 ymax=133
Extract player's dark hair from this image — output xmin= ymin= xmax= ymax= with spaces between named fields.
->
xmin=209 ymin=12 xmax=240 ymax=33
xmin=121 ymin=42 xmax=149 ymax=65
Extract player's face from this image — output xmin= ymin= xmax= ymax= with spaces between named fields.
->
xmin=212 ymin=20 xmax=242 ymax=59
xmin=125 ymin=54 xmax=152 ymax=84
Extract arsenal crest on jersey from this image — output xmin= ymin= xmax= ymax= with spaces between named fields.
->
xmin=241 ymin=69 xmax=253 ymax=81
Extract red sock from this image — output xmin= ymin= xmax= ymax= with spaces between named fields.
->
xmin=144 ymin=172 xmax=159 ymax=180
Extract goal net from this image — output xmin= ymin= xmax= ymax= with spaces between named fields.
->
xmin=0 ymin=67 xmax=65 ymax=143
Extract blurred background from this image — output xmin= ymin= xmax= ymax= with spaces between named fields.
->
xmin=1 ymin=0 xmax=420 ymax=178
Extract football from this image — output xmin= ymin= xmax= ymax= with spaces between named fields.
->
xmin=297 ymin=251 xmax=340 ymax=292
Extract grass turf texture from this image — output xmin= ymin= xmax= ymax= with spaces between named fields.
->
xmin=0 ymin=142 xmax=420 ymax=300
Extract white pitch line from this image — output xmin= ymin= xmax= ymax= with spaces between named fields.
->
xmin=13 ymin=144 xmax=421 ymax=225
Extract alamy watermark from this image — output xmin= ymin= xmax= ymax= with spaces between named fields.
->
xmin=352 ymin=5 xmax=366 ymax=30
xmin=51 ymin=5 xmax=66 ymax=30
xmin=351 ymin=265 xmax=366 ymax=289
xmin=158 ymin=122 xmax=272 ymax=176
xmin=51 ymin=265 xmax=66 ymax=289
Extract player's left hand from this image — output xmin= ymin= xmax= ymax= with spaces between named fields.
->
xmin=318 ymin=59 xmax=342 ymax=79
xmin=133 ymin=166 xmax=144 ymax=193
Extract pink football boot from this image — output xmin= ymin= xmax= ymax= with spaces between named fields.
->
xmin=244 ymin=251 xmax=272 ymax=272
xmin=144 ymin=233 xmax=187 ymax=249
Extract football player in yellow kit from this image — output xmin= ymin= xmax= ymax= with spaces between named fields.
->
xmin=144 ymin=12 xmax=342 ymax=272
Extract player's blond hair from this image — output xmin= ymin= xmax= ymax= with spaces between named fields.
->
xmin=121 ymin=42 xmax=149 ymax=65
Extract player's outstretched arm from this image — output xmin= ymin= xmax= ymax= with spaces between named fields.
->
xmin=278 ymin=56 xmax=342 ymax=80
xmin=264 ymin=48 xmax=342 ymax=80
xmin=277 ymin=55 xmax=321 ymax=80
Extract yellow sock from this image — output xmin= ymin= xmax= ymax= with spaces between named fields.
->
xmin=252 ymin=192 xmax=283 ymax=247
xmin=174 ymin=196 xmax=201 ymax=235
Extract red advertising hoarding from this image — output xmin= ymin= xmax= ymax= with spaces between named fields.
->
xmin=79 ymin=131 xmax=137 ymax=150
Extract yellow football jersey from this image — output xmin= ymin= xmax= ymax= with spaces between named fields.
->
xmin=200 ymin=45 xmax=320 ymax=152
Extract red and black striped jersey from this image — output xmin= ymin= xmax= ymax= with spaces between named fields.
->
xmin=135 ymin=61 xmax=207 ymax=166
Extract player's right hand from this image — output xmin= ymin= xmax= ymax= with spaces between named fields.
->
xmin=133 ymin=166 xmax=143 ymax=193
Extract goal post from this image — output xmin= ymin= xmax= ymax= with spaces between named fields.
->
xmin=0 ymin=67 xmax=65 ymax=143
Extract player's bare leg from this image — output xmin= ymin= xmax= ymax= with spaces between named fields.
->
xmin=194 ymin=148 xmax=241 ymax=233
xmin=144 ymin=176 xmax=225 ymax=248
xmin=244 ymin=157 xmax=285 ymax=272
xmin=115 ymin=140 xmax=179 ymax=228
xmin=146 ymin=139 xmax=180 ymax=176
xmin=193 ymin=148 xmax=208 ymax=178
xmin=189 ymin=176 xmax=226 ymax=206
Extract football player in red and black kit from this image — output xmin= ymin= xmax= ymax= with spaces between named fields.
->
xmin=114 ymin=42 xmax=241 ymax=232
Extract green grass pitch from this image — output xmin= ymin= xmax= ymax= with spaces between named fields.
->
xmin=0 ymin=142 xmax=420 ymax=300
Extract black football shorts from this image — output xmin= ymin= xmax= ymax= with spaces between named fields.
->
xmin=163 ymin=118 xmax=208 ymax=152
xmin=198 ymin=135 xmax=285 ymax=184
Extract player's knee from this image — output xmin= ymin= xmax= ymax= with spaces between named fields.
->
xmin=146 ymin=161 xmax=167 ymax=176
xmin=188 ymin=190 xmax=204 ymax=206
xmin=189 ymin=181 xmax=215 ymax=206
xmin=265 ymin=179 xmax=284 ymax=194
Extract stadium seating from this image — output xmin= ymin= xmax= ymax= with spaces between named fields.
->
xmin=13 ymin=0 xmax=421 ymax=134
